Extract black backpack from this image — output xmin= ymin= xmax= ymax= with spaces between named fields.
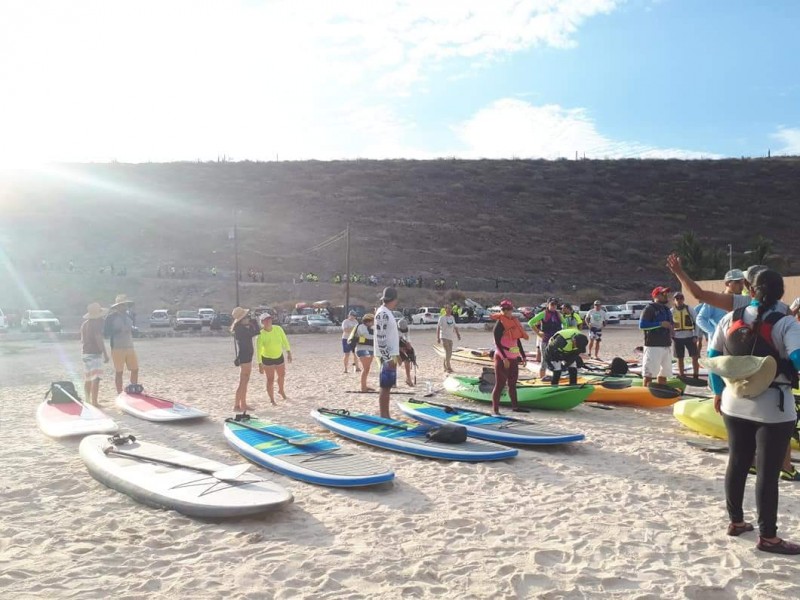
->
xmin=45 ymin=381 xmax=80 ymax=404
xmin=426 ymin=422 xmax=467 ymax=444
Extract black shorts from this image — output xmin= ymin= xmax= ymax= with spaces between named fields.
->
xmin=673 ymin=337 xmax=697 ymax=359
xmin=261 ymin=356 xmax=285 ymax=367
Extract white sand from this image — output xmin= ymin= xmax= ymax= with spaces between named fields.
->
xmin=2 ymin=326 xmax=800 ymax=599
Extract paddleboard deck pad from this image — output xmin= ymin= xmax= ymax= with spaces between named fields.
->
xmin=224 ymin=415 xmax=394 ymax=487
xmin=116 ymin=391 xmax=208 ymax=422
xmin=396 ymin=400 xmax=584 ymax=446
xmin=311 ymin=408 xmax=518 ymax=461
xmin=80 ymin=434 xmax=293 ymax=518
xmin=36 ymin=398 xmax=118 ymax=438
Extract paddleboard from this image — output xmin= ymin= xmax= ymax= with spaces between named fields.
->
xmin=36 ymin=397 xmax=118 ymax=438
xmin=311 ymin=408 xmax=518 ymax=461
xmin=396 ymin=400 xmax=584 ymax=446
xmin=116 ymin=391 xmax=208 ymax=422
xmin=224 ymin=415 xmax=394 ymax=487
xmin=80 ymin=434 xmax=293 ymax=518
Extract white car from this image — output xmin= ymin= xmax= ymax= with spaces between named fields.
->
xmin=411 ymin=307 xmax=441 ymax=325
xmin=172 ymin=310 xmax=202 ymax=331
xmin=149 ymin=309 xmax=171 ymax=328
xmin=22 ymin=309 xmax=62 ymax=332
xmin=198 ymin=308 xmax=216 ymax=326
xmin=602 ymin=304 xmax=631 ymax=323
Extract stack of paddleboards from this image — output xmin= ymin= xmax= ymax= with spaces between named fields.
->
xmin=224 ymin=414 xmax=395 ymax=487
xmin=311 ymin=408 xmax=518 ymax=461
xmin=80 ymin=434 xmax=293 ymax=518
xmin=36 ymin=383 xmax=118 ymax=438
xmin=116 ymin=389 xmax=208 ymax=422
xmin=396 ymin=399 xmax=584 ymax=446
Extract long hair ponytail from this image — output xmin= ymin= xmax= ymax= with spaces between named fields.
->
xmin=752 ymin=269 xmax=785 ymax=328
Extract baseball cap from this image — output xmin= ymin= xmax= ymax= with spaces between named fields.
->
xmin=380 ymin=287 xmax=398 ymax=302
xmin=673 ymin=292 xmax=684 ymax=299
xmin=745 ymin=265 xmax=767 ymax=285
xmin=651 ymin=286 xmax=670 ymax=297
xmin=593 ymin=300 xmax=602 ymax=305
xmin=724 ymin=269 xmax=745 ymax=282
xmin=260 ymin=312 xmax=273 ymax=321
xmin=499 ymin=299 xmax=514 ymax=310
xmin=348 ymin=310 xmax=357 ymax=317
xmin=547 ymin=297 xmax=558 ymax=304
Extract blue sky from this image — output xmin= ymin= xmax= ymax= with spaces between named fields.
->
xmin=1 ymin=0 xmax=798 ymax=165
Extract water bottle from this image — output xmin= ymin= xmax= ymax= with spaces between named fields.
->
xmin=426 ymin=380 xmax=433 ymax=394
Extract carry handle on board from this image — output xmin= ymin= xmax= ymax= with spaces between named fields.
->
xmin=104 ymin=441 xmax=253 ymax=482
xmin=224 ymin=416 xmax=326 ymax=446
xmin=317 ymin=408 xmax=429 ymax=433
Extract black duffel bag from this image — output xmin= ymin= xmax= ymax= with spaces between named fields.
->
xmin=426 ymin=422 xmax=467 ymax=444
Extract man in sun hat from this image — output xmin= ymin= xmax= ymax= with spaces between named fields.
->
xmin=638 ymin=286 xmax=674 ymax=386
xmin=374 ymin=287 xmax=400 ymax=418
xmin=80 ymin=302 xmax=109 ymax=405
xmin=106 ymin=294 xmax=139 ymax=394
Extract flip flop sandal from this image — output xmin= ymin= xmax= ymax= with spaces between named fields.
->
xmin=727 ymin=522 xmax=754 ymax=536
xmin=757 ymin=538 xmax=800 ymax=555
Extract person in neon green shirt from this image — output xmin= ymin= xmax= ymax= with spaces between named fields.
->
xmin=256 ymin=313 xmax=292 ymax=405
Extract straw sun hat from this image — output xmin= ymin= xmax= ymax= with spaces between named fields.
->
xmin=700 ymin=355 xmax=777 ymax=398
xmin=231 ymin=307 xmax=249 ymax=326
xmin=83 ymin=302 xmax=108 ymax=320
xmin=111 ymin=294 xmax=134 ymax=308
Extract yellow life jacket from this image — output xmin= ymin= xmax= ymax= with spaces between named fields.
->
xmin=672 ymin=306 xmax=694 ymax=331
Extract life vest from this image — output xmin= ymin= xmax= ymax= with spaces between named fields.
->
xmin=348 ymin=324 xmax=374 ymax=347
xmin=547 ymin=328 xmax=584 ymax=354
xmin=672 ymin=306 xmax=695 ymax=331
xmin=724 ymin=307 xmax=799 ymax=397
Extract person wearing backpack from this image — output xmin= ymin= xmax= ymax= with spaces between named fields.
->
xmin=106 ymin=295 xmax=139 ymax=394
xmin=706 ymin=269 xmax=800 ymax=555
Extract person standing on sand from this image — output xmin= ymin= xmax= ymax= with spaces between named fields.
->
xmin=375 ymin=287 xmax=401 ymax=418
xmin=107 ymin=294 xmax=139 ymax=394
xmin=350 ymin=313 xmax=376 ymax=392
xmin=341 ymin=310 xmax=360 ymax=373
xmin=231 ymin=307 xmax=260 ymax=413
xmin=529 ymin=298 xmax=567 ymax=378
xmin=491 ymin=300 xmax=529 ymax=415
xmin=707 ymin=269 xmax=800 ymax=554
xmin=696 ymin=269 xmax=745 ymax=346
xmin=671 ymin=292 xmax=700 ymax=380
xmin=560 ymin=303 xmax=582 ymax=330
xmin=584 ymin=300 xmax=608 ymax=360
xmin=437 ymin=305 xmax=461 ymax=373
xmin=397 ymin=318 xmax=416 ymax=387
xmin=256 ymin=313 xmax=292 ymax=406
xmin=80 ymin=303 xmax=109 ymax=405
xmin=638 ymin=287 xmax=673 ymax=387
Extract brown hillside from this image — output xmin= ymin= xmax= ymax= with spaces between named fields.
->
xmin=1 ymin=158 xmax=798 ymax=315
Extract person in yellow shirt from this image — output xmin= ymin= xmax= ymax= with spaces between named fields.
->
xmin=256 ymin=313 xmax=292 ymax=405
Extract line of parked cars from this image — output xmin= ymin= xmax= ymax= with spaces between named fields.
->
xmin=149 ymin=308 xmax=232 ymax=331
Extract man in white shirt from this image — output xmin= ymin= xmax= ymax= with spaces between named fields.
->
xmin=437 ymin=306 xmax=461 ymax=373
xmin=340 ymin=310 xmax=360 ymax=374
xmin=374 ymin=287 xmax=400 ymax=418
xmin=584 ymin=300 xmax=608 ymax=360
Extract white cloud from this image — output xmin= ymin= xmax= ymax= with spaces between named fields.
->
xmin=452 ymin=98 xmax=722 ymax=160
xmin=0 ymin=0 xmax=625 ymax=163
xmin=771 ymin=127 xmax=800 ymax=155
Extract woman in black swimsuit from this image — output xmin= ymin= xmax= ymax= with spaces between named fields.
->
xmin=231 ymin=307 xmax=260 ymax=413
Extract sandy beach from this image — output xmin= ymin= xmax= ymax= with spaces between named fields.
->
xmin=2 ymin=326 xmax=800 ymax=599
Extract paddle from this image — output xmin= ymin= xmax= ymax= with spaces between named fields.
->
xmin=406 ymin=397 xmax=536 ymax=422
xmin=648 ymin=383 xmax=712 ymax=401
xmin=346 ymin=390 xmax=416 ymax=395
xmin=224 ymin=416 xmax=326 ymax=446
xmin=103 ymin=445 xmax=254 ymax=482
xmin=317 ymin=408 xmax=429 ymax=433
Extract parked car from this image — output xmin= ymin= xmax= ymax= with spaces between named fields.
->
xmin=198 ymin=308 xmax=216 ymax=326
xmin=149 ymin=309 xmax=172 ymax=328
xmin=21 ymin=309 xmax=62 ymax=332
xmin=172 ymin=310 xmax=202 ymax=331
xmin=602 ymin=304 xmax=631 ymax=322
xmin=411 ymin=307 xmax=441 ymax=325
xmin=0 ymin=308 xmax=7 ymax=332
xmin=289 ymin=314 xmax=309 ymax=326
xmin=306 ymin=315 xmax=334 ymax=327
xmin=210 ymin=313 xmax=233 ymax=330
xmin=625 ymin=300 xmax=651 ymax=320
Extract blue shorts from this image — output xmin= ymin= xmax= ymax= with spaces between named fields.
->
xmin=356 ymin=348 xmax=374 ymax=358
xmin=342 ymin=339 xmax=355 ymax=353
xmin=379 ymin=362 xmax=397 ymax=390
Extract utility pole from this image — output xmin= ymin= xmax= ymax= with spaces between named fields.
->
xmin=234 ymin=210 xmax=240 ymax=307
xmin=344 ymin=225 xmax=351 ymax=316
xmin=728 ymin=243 xmax=733 ymax=272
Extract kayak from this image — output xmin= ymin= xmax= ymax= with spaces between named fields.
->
xmin=443 ymin=375 xmax=590 ymax=410
xmin=484 ymin=366 xmax=686 ymax=392
xmin=673 ymin=398 xmax=800 ymax=450
xmin=396 ymin=400 xmax=585 ymax=446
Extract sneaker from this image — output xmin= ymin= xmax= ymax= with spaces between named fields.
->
xmin=780 ymin=467 xmax=800 ymax=481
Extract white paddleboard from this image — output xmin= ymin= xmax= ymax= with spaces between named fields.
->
xmin=80 ymin=434 xmax=293 ymax=518
xmin=116 ymin=391 xmax=208 ymax=422
xmin=36 ymin=398 xmax=118 ymax=438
